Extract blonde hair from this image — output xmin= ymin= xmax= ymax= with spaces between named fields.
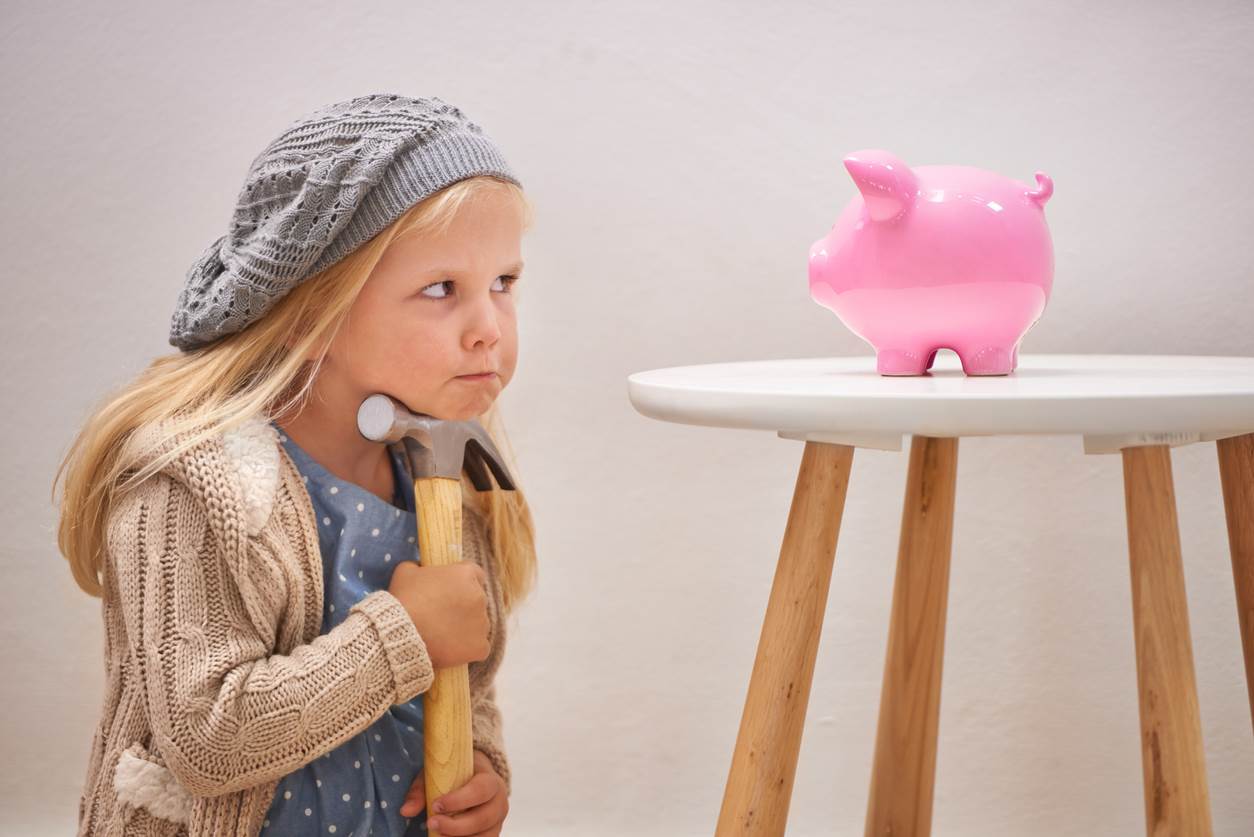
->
xmin=52 ymin=175 xmax=537 ymax=617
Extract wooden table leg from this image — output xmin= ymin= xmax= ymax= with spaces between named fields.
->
xmin=1121 ymin=444 xmax=1213 ymax=835
xmin=865 ymin=435 xmax=958 ymax=837
xmin=1216 ymin=432 xmax=1254 ymax=737
xmin=716 ymin=440 xmax=854 ymax=837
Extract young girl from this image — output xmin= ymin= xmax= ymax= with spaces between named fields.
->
xmin=55 ymin=93 xmax=538 ymax=837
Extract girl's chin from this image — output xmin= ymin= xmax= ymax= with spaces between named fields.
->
xmin=434 ymin=398 xmax=498 ymax=422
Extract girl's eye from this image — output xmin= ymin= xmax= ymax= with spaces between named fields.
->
xmin=419 ymin=275 xmax=519 ymax=300
xmin=420 ymin=280 xmax=456 ymax=299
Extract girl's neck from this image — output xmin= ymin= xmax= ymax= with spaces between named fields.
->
xmin=274 ymin=402 xmax=395 ymax=505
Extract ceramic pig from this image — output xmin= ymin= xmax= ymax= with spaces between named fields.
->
xmin=808 ymin=149 xmax=1054 ymax=376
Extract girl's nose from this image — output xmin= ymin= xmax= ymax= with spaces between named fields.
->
xmin=464 ymin=293 xmax=502 ymax=348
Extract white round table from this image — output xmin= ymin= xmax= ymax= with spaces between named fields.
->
xmin=626 ymin=354 xmax=1254 ymax=836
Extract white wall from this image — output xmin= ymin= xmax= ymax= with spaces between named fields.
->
xmin=3 ymin=0 xmax=1252 ymax=833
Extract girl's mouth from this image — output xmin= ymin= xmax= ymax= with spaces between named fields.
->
xmin=456 ymin=372 xmax=495 ymax=381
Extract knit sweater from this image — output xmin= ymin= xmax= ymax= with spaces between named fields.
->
xmin=76 ymin=413 xmax=510 ymax=836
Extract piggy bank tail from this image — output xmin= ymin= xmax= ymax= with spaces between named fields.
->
xmin=1027 ymin=172 xmax=1053 ymax=208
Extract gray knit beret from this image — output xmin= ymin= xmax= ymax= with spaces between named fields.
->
xmin=169 ymin=93 xmax=521 ymax=351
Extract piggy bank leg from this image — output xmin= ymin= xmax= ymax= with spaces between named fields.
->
xmin=954 ymin=340 xmax=1022 ymax=376
xmin=876 ymin=347 xmax=937 ymax=376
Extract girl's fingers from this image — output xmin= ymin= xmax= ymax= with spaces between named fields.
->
xmin=432 ymin=772 xmax=496 ymax=815
xmin=399 ymin=771 xmax=425 ymax=817
xmin=426 ymin=802 xmax=496 ymax=837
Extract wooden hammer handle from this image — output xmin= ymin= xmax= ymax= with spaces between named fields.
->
xmin=412 ymin=475 xmax=473 ymax=836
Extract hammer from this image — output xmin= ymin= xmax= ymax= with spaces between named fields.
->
xmin=356 ymin=392 xmax=516 ymax=833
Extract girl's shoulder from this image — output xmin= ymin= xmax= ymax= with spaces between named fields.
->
xmin=127 ymin=412 xmax=286 ymax=540
xmin=109 ymin=414 xmax=310 ymax=640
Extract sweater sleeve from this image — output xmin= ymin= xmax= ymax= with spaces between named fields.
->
xmin=112 ymin=472 xmax=436 ymax=798
xmin=462 ymin=508 xmax=511 ymax=797
xmin=471 ymin=682 xmax=511 ymax=797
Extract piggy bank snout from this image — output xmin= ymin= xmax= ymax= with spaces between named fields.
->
xmin=807 ymin=238 xmax=830 ymax=284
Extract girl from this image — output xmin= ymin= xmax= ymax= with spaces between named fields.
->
xmin=55 ymin=93 xmax=538 ymax=837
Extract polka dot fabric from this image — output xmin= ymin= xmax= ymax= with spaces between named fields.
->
xmin=261 ymin=422 xmax=429 ymax=836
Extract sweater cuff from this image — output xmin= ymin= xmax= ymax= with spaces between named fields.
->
xmin=350 ymin=590 xmax=435 ymax=703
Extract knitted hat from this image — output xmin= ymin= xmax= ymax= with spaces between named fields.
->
xmin=169 ymin=93 xmax=521 ymax=351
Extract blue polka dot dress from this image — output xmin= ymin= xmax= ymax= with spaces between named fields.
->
xmin=260 ymin=422 xmax=430 ymax=837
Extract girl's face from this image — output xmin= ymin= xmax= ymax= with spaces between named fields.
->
xmin=320 ymin=186 xmax=525 ymax=422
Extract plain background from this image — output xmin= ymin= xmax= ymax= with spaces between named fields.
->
xmin=3 ymin=0 xmax=1253 ymax=834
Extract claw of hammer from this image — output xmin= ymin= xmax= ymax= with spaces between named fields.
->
xmin=356 ymin=393 xmax=516 ymax=490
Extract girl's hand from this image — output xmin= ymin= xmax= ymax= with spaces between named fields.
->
xmin=386 ymin=560 xmax=491 ymax=669
xmin=400 ymin=750 xmax=509 ymax=836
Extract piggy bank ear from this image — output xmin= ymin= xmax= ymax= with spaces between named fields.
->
xmin=843 ymin=150 xmax=919 ymax=222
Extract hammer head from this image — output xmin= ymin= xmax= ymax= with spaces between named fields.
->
xmin=356 ymin=393 xmax=516 ymax=491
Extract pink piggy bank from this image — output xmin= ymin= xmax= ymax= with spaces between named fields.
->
xmin=808 ymin=149 xmax=1054 ymax=376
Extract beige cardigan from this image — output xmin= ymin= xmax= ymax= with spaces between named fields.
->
xmin=77 ymin=414 xmax=511 ymax=836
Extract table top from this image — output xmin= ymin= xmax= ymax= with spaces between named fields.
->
xmin=626 ymin=354 xmax=1254 ymax=452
